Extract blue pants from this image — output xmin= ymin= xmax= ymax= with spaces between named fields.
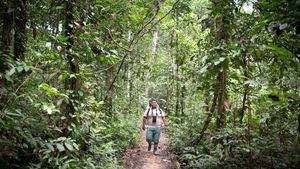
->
xmin=146 ymin=127 xmax=161 ymax=144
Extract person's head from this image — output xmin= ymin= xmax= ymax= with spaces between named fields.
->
xmin=149 ymin=97 xmax=158 ymax=108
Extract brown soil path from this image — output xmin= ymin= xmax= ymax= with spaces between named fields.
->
xmin=123 ymin=129 xmax=179 ymax=169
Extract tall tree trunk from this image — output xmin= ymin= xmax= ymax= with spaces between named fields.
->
xmin=240 ymin=55 xmax=249 ymax=124
xmin=13 ymin=0 xmax=27 ymax=59
xmin=127 ymin=32 xmax=133 ymax=108
xmin=0 ymin=1 xmax=14 ymax=108
xmin=216 ymin=69 xmax=226 ymax=128
xmin=127 ymin=62 xmax=133 ymax=108
xmin=152 ymin=30 xmax=158 ymax=54
xmin=181 ymin=82 xmax=185 ymax=116
xmin=166 ymin=31 xmax=175 ymax=115
xmin=204 ymin=89 xmax=211 ymax=112
xmin=247 ymin=100 xmax=253 ymax=168
xmin=62 ymin=0 xmax=80 ymax=135
xmin=175 ymin=65 xmax=180 ymax=116
xmin=175 ymin=31 xmax=180 ymax=116
xmin=298 ymin=113 xmax=300 ymax=133
xmin=215 ymin=15 xmax=228 ymax=129
xmin=104 ymin=63 xmax=113 ymax=115
xmin=0 ymin=1 xmax=14 ymax=75
xmin=145 ymin=30 xmax=159 ymax=99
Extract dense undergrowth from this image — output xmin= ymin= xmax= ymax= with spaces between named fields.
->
xmin=0 ymin=62 xmax=141 ymax=168
xmin=167 ymin=97 xmax=300 ymax=169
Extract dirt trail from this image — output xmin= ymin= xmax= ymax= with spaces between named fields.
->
xmin=123 ymin=129 xmax=178 ymax=169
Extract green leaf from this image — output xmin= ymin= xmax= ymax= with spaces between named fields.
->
xmin=55 ymin=6 xmax=64 ymax=10
xmin=46 ymin=107 xmax=52 ymax=115
xmin=56 ymin=34 xmax=67 ymax=43
xmin=16 ymin=66 xmax=23 ymax=72
xmin=264 ymin=45 xmax=294 ymax=59
xmin=6 ymin=110 xmax=24 ymax=117
xmin=64 ymin=143 xmax=73 ymax=151
xmin=244 ymin=80 xmax=260 ymax=87
xmin=110 ymin=49 xmax=118 ymax=55
xmin=214 ymin=57 xmax=225 ymax=65
xmin=78 ymin=90 xmax=84 ymax=96
xmin=24 ymin=65 xmax=30 ymax=72
xmin=56 ymin=143 xmax=65 ymax=152
xmin=73 ymin=143 xmax=79 ymax=150
xmin=7 ymin=67 xmax=16 ymax=76
xmin=56 ymin=137 xmax=67 ymax=142
xmin=46 ymin=143 xmax=54 ymax=152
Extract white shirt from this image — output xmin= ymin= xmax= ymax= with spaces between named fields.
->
xmin=143 ymin=106 xmax=165 ymax=127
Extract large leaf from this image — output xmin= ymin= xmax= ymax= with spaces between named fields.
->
xmin=56 ymin=143 xmax=65 ymax=152
xmin=264 ymin=45 xmax=294 ymax=59
xmin=64 ymin=143 xmax=74 ymax=151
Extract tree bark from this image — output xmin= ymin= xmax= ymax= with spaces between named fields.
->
xmin=0 ymin=1 xmax=14 ymax=75
xmin=166 ymin=31 xmax=175 ymax=115
xmin=215 ymin=15 xmax=228 ymax=129
xmin=13 ymin=0 xmax=28 ymax=59
xmin=240 ymin=87 xmax=248 ymax=124
xmin=152 ymin=30 xmax=158 ymax=54
xmin=175 ymin=65 xmax=180 ymax=116
xmin=240 ymin=55 xmax=249 ymax=124
xmin=204 ymin=90 xmax=211 ymax=112
xmin=62 ymin=0 xmax=80 ymax=135
xmin=216 ymin=69 xmax=226 ymax=128
xmin=145 ymin=30 xmax=159 ymax=99
xmin=175 ymin=30 xmax=180 ymax=116
xmin=104 ymin=63 xmax=113 ymax=115
xmin=298 ymin=113 xmax=300 ymax=134
xmin=181 ymin=82 xmax=185 ymax=116
xmin=0 ymin=0 xmax=14 ymax=106
xmin=65 ymin=0 xmax=80 ymax=92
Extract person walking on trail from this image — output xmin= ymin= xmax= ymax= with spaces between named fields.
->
xmin=142 ymin=98 xmax=167 ymax=155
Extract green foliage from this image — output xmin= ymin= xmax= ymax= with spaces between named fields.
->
xmin=163 ymin=0 xmax=300 ymax=169
xmin=0 ymin=0 xmax=152 ymax=168
xmin=0 ymin=0 xmax=299 ymax=168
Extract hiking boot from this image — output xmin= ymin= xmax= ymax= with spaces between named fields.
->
xmin=153 ymin=144 xmax=158 ymax=155
xmin=148 ymin=142 xmax=151 ymax=151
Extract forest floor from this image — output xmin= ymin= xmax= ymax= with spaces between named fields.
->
xmin=122 ymin=128 xmax=179 ymax=169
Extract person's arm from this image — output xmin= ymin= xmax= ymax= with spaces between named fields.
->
xmin=162 ymin=117 xmax=167 ymax=126
xmin=161 ymin=110 xmax=167 ymax=126
xmin=142 ymin=117 xmax=147 ymax=130
xmin=142 ymin=106 xmax=149 ymax=130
